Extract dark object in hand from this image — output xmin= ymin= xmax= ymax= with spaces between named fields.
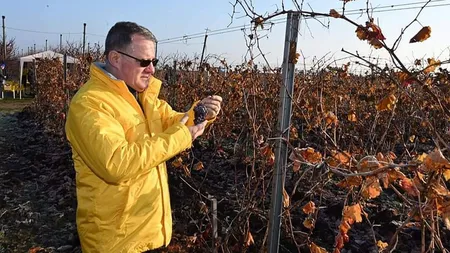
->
xmin=194 ymin=103 xmax=208 ymax=125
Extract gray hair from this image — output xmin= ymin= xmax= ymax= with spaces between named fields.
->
xmin=104 ymin=21 xmax=157 ymax=56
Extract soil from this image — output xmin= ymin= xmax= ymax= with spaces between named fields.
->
xmin=0 ymin=109 xmax=78 ymax=253
xmin=0 ymin=98 xmax=34 ymax=113
xmin=0 ymin=100 xmax=449 ymax=253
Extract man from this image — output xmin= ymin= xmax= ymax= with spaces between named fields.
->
xmin=0 ymin=62 xmax=6 ymax=86
xmin=0 ymin=63 xmax=6 ymax=98
xmin=65 ymin=21 xmax=222 ymax=253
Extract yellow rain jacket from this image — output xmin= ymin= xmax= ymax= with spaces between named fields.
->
xmin=65 ymin=63 xmax=209 ymax=252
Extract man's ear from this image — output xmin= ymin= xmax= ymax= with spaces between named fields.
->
xmin=107 ymin=51 xmax=121 ymax=68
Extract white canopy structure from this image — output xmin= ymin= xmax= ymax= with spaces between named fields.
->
xmin=18 ymin=50 xmax=78 ymax=99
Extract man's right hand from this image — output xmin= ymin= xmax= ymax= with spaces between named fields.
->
xmin=180 ymin=114 xmax=207 ymax=141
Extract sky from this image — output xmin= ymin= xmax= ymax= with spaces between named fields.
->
xmin=2 ymin=0 xmax=450 ymax=71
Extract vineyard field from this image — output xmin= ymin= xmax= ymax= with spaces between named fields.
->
xmin=0 ymin=51 xmax=448 ymax=252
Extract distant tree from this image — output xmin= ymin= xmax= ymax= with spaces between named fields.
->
xmin=0 ymin=37 xmax=18 ymax=60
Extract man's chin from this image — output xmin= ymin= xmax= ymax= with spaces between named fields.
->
xmin=135 ymin=83 xmax=148 ymax=92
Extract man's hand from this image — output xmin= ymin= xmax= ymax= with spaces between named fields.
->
xmin=180 ymin=114 xmax=207 ymax=141
xmin=200 ymin=95 xmax=222 ymax=120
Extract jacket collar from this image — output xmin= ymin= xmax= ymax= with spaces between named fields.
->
xmin=90 ymin=62 xmax=162 ymax=100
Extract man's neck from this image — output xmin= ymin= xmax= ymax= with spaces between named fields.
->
xmin=127 ymin=85 xmax=139 ymax=99
xmin=104 ymin=63 xmax=139 ymax=98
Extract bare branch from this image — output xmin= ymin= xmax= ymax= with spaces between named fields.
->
xmin=392 ymin=0 xmax=432 ymax=51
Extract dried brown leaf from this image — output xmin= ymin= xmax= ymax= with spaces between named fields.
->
xmin=283 ymin=188 xmax=290 ymax=208
xmin=410 ymin=26 xmax=431 ymax=43
xmin=245 ymin=231 xmax=254 ymax=246
xmin=309 ymin=242 xmax=328 ymax=253
xmin=423 ymin=149 xmax=450 ymax=173
xmin=302 ymin=201 xmax=316 ymax=214
xmin=303 ymin=217 xmax=315 ymax=230
xmin=193 ymin=161 xmax=204 ymax=171
xmin=343 ymin=204 xmax=363 ymax=223
xmin=330 ymin=9 xmax=341 ymax=18
xmin=361 ymin=176 xmax=382 ymax=199
xmin=375 ymin=94 xmax=397 ymax=111
xmin=172 ymin=157 xmax=183 ymax=168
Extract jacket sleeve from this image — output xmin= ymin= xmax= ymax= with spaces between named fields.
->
xmin=157 ymin=99 xmax=216 ymax=131
xmin=157 ymin=98 xmax=193 ymax=130
xmin=65 ymin=97 xmax=193 ymax=185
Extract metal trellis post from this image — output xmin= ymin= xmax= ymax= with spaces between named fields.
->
xmin=267 ymin=11 xmax=300 ymax=253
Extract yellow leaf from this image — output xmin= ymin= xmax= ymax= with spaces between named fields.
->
xmin=414 ymin=153 xmax=428 ymax=163
xmin=375 ymin=94 xmax=397 ymax=111
xmin=309 ymin=242 xmax=328 ymax=253
xmin=283 ymin=188 xmax=290 ymax=208
xmin=329 ymin=9 xmax=341 ymax=18
xmin=409 ymin=135 xmax=416 ymax=142
xmin=377 ymin=240 xmax=389 ymax=251
xmin=302 ymin=201 xmax=316 ymax=214
xmin=410 ymin=26 xmax=431 ymax=43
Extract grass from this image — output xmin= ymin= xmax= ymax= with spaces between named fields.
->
xmin=0 ymin=97 xmax=34 ymax=113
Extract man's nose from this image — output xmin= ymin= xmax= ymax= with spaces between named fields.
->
xmin=144 ymin=63 xmax=155 ymax=74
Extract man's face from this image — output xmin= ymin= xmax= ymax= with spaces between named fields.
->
xmin=116 ymin=34 xmax=156 ymax=92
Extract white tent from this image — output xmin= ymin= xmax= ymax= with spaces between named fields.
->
xmin=18 ymin=50 xmax=78 ymax=99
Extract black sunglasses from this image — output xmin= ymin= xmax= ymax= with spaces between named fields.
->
xmin=116 ymin=51 xmax=159 ymax=67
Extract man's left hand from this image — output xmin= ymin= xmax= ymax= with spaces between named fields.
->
xmin=200 ymin=95 xmax=222 ymax=120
